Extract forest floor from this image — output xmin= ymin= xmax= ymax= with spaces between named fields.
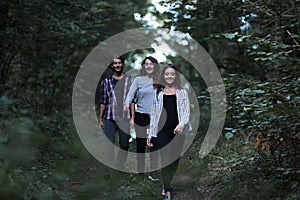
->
xmin=62 ymin=155 xmax=224 ymax=200
xmin=61 ymin=134 xmax=289 ymax=200
xmin=60 ymin=138 xmax=298 ymax=200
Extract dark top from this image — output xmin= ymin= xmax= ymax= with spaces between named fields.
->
xmin=159 ymin=94 xmax=179 ymax=130
xmin=113 ymin=77 xmax=125 ymax=117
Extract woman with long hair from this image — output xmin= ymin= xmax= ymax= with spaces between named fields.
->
xmin=124 ymin=56 xmax=160 ymax=173
xmin=147 ymin=63 xmax=191 ymax=200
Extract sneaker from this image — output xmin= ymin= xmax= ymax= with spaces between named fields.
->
xmin=148 ymin=175 xmax=159 ymax=182
xmin=161 ymin=185 xmax=165 ymax=196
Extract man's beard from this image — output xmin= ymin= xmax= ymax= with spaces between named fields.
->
xmin=114 ymin=67 xmax=123 ymax=75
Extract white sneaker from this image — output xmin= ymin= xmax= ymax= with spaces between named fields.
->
xmin=161 ymin=185 xmax=165 ymax=196
xmin=148 ymin=175 xmax=159 ymax=182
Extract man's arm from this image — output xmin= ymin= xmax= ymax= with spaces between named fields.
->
xmin=99 ymin=79 xmax=107 ymax=130
xmin=99 ymin=104 xmax=106 ymax=130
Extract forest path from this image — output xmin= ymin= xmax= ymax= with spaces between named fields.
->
xmin=62 ymin=156 xmax=223 ymax=200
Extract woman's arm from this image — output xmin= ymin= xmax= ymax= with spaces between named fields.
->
xmin=124 ymin=77 xmax=138 ymax=110
xmin=129 ymin=103 xmax=135 ymax=128
xmin=176 ymin=89 xmax=191 ymax=132
xmin=148 ymin=90 xmax=162 ymax=138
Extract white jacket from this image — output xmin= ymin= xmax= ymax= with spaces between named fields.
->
xmin=148 ymin=88 xmax=192 ymax=138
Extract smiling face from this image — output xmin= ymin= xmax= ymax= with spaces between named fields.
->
xmin=144 ymin=59 xmax=154 ymax=74
xmin=111 ymin=58 xmax=124 ymax=74
xmin=164 ymin=67 xmax=176 ymax=86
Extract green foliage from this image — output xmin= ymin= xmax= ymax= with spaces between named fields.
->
xmin=1 ymin=0 xmax=299 ymax=199
xmin=217 ymin=64 xmax=299 ymax=198
xmin=152 ymin=0 xmax=300 ymax=78
xmin=0 ymin=95 xmax=95 ymax=199
xmin=1 ymin=0 xmax=155 ymax=198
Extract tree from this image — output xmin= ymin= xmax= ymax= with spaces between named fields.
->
xmin=0 ymin=0 xmax=150 ymax=199
xmin=150 ymin=0 xmax=300 ymax=78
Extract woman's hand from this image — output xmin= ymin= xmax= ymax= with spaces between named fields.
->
xmin=129 ymin=118 xmax=134 ymax=128
xmin=124 ymin=105 xmax=129 ymax=111
xmin=174 ymin=125 xmax=183 ymax=134
xmin=147 ymin=138 xmax=153 ymax=147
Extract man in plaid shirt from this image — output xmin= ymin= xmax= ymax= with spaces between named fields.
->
xmin=99 ymin=56 xmax=134 ymax=169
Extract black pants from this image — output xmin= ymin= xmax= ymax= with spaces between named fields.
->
xmin=151 ymin=128 xmax=185 ymax=192
xmin=134 ymin=112 xmax=158 ymax=172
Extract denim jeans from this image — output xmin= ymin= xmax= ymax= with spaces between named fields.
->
xmin=104 ymin=119 xmax=130 ymax=166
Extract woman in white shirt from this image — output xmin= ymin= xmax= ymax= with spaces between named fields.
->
xmin=147 ymin=63 xmax=191 ymax=200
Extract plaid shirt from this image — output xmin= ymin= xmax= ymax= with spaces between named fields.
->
xmin=100 ymin=73 xmax=133 ymax=120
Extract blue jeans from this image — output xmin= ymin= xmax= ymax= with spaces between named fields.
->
xmin=104 ymin=119 xmax=130 ymax=166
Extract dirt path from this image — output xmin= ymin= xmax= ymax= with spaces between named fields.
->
xmin=62 ymin=159 xmax=223 ymax=200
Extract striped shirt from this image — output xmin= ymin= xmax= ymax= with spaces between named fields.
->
xmin=148 ymin=88 xmax=192 ymax=138
xmin=100 ymin=73 xmax=133 ymax=120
